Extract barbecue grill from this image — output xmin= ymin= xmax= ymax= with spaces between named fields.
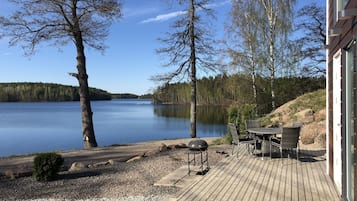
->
xmin=187 ymin=139 xmax=209 ymax=175
xmin=188 ymin=139 xmax=208 ymax=151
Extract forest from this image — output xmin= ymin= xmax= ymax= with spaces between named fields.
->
xmin=0 ymin=82 xmax=112 ymax=102
xmin=152 ymin=74 xmax=325 ymax=114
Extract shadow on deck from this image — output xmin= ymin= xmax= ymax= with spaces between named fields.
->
xmin=172 ymin=146 xmax=340 ymax=201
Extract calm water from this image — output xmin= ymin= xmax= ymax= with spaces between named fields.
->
xmin=0 ymin=99 xmax=227 ymax=157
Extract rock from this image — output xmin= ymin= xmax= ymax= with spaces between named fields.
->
xmin=167 ymin=144 xmax=176 ymax=149
xmin=175 ymin=143 xmax=187 ymax=148
xmin=300 ymin=120 xmax=326 ymax=148
xmin=4 ymin=170 xmax=15 ymax=180
xmin=68 ymin=162 xmax=87 ymax=172
xmin=88 ymin=160 xmax=113 ymax=168
xmin=95 ymin=161 xmax=110 ymax=167
xmin=143 ymin=150 xmax=159 ymax=157
xmin=314 ymin=133 xmax=326 ymax=148
xmin=315 ymin=109 xmax=326 ymax=122
xmin=108 ymin=159 xmax=116 ymax=165
xmin=126 ymin=155 xmax=142 ymax=163
xmin=158 ymin=143 xmax=168 ymax=152
xmin=295 ymin=109 xmax=314 ymax=123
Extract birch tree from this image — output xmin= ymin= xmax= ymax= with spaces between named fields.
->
xmin=153 ymin=0 xmax=217 ymax=138
xmin=225 ymin=0 xmax=262 ymax=106
xmin=0 ymin=0 xmax=122 ymax=148
xmin=258 ymin=0 xmax=296 ymax=110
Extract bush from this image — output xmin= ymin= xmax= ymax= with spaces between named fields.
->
xmin=212 ymin=133 xmax=232 ymax=145
xmin=227 ymin=104 xmax=257 ymax=132
xmin=33 ymin=152 xmax=64 ymax=182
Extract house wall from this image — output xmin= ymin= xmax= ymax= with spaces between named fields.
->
xmin=327 ymin=0 xmax=357 ymax=200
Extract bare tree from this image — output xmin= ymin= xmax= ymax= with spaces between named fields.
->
xmin=225 ymin=0 xmax=262 ymax=106
xmin=153 ymin=0 xmax=217 ymax=138
xmin=295 ymin=3 xmax=326 ymax=76
xmin=0 ymin=0 xmax=122 ymax=148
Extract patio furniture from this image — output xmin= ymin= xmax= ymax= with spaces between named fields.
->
xmin=292 ymin=121 xmax=303 ymax=127
xmin=228 ymin=123 xmax=256 ymax=158
xmin=246 ymin=127 xmax=282 ymax=160
xmin=245 ymin=119 xmax=261 ymax=130
xmin=269 ymin=127 xmax=301 ymax=164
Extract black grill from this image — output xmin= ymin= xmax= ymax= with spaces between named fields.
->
xmin=188 ymin=139 xmax=208 ymax=151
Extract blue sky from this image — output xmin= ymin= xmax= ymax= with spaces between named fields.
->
xmin=0 ymin=0 xmax=325 ymax=95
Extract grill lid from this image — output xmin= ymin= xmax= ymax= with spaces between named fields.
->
xmin=188 ymin=139 xmax=208 ymax=151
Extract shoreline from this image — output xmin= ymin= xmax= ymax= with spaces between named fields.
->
xmin=0 ymin=137 xmax=221 ymax=178
xmin=0 ymin=136 xmax=221 ymax=159
xmin=0 ymin=137 xmax=231 ymax=201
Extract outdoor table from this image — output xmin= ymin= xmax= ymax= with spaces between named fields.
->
xmin=246 ymin=127 xmax=282 ymax=160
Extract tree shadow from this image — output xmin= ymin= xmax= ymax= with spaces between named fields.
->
xmin=58 ymin=171 xmax=101 ymax=180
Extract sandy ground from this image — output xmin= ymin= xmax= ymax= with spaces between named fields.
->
xmin=0 ymin=137 xmax=232 ymax=201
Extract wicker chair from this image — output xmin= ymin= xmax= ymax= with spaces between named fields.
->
xmin=245 ymin=120 xmax=261 ymax=130
xmin=269 ymin=127 xmax=301 ymax=164
xmin=229 ymin=123 xmax=256 ymax=158
xmin=245 ymin=119 xmax=261 ymax=153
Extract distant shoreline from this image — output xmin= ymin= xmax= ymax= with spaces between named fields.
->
xmin=0 ymin=82 xmax=152 ymax=102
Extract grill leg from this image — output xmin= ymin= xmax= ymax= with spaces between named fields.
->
xmin=187 ymin=150 xmax=209 ymax=175
xmin=187 ymin=152 xmax=190 ymax=175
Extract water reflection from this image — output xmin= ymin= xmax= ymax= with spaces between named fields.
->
xmin=0 ymin=100 xmax=228 ymax=157
xmin=153 ymin=104 xmax=228 ymax=125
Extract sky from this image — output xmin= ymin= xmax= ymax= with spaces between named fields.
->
xmin=0 ymin=0 xmax=325 ymax=95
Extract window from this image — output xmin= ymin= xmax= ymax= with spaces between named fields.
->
xmin=335 ymin=0 xmax=350 ymax=23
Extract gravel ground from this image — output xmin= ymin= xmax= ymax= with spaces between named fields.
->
xmin=0 ymin=144 xmax=231 ymax=201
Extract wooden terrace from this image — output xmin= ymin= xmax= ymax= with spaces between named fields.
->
xmin=172 ymin=147 xmax=340 ymax=201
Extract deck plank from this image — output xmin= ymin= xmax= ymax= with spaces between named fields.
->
xmin=174 ymin=147 xmax=340 ymax=201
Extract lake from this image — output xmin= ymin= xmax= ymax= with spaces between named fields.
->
xmin=0 ymin=99 xmax=227 ymax=157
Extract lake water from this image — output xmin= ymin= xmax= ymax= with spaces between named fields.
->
xmin=0 ymin=99 xmax=227 ymax=157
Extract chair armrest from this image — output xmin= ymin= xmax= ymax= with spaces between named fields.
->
xmin=269 ymin=135 xmax=280 ymax=142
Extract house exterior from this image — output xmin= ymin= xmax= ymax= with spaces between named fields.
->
xmin=326 ymin=0 xmax=357 ymax=200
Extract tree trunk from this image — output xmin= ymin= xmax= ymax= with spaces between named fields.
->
xmin=189 ymin=0 xmax=197 ymax=138
xmin=268 ymin=3 xmax=276 ymax=111
xmin=249 ymin=43 xmax=257 ymax=106
xmin=76 ymin=51 xmax=98 ymax=149
xmin=269 ymin=33 xmax=276 ymax=110
xmin=72 ymin=2 xmax=98 ymax=149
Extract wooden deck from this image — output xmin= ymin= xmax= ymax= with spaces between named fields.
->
xmin=173 ymin=147 xmax=341 ymax=201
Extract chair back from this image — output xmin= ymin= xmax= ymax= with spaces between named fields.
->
xmin=292 ymin=122 xmax=303 ymax=127
xmin=228 ymin=123 xmax=240 ymax=144
xmin=281 ymin=127 xmax=301 ymax=149
xmin=245 ymin=120 xmax=261 ymax=129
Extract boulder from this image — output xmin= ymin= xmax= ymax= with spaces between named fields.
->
xmin=68 ymin=162 xmax=87 ymax=172
xmin=88 ymin=160 xmax=113 ymax=168
xmin=158 ymin=143 xmax=168 ymax=152
xmin=315 ymin=109 xmax=326 ymax=122
xmin=108 ymin=159 xmax=116 ymax=165
xmin=126 ymin=155 xmax=143 ymax=163
xmin=300 ymin=120 xmax=326 ymax=147
xmin=314 ymin=133 xmax=326 ymax=148
xmin=175 ymin=143 xmax=187 ymax=148
xmin=295 ymin=109 xmax=314 ymax=124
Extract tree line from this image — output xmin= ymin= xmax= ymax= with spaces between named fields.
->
xmin=0 ymin=0 xmax=326 ymax=145
xmin=152 ymin=74 xmax=325 ymax=115
xmin=0 ymin=82 xmax=111 ymax=102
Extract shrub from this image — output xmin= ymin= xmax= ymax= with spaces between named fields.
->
xmin=212 ymin=133 xmax=232 ymax=145
xmin=33 ymin=152 xmax=64 ymax=182
xmin=227 ymin=103 xmax=257 ymax=132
